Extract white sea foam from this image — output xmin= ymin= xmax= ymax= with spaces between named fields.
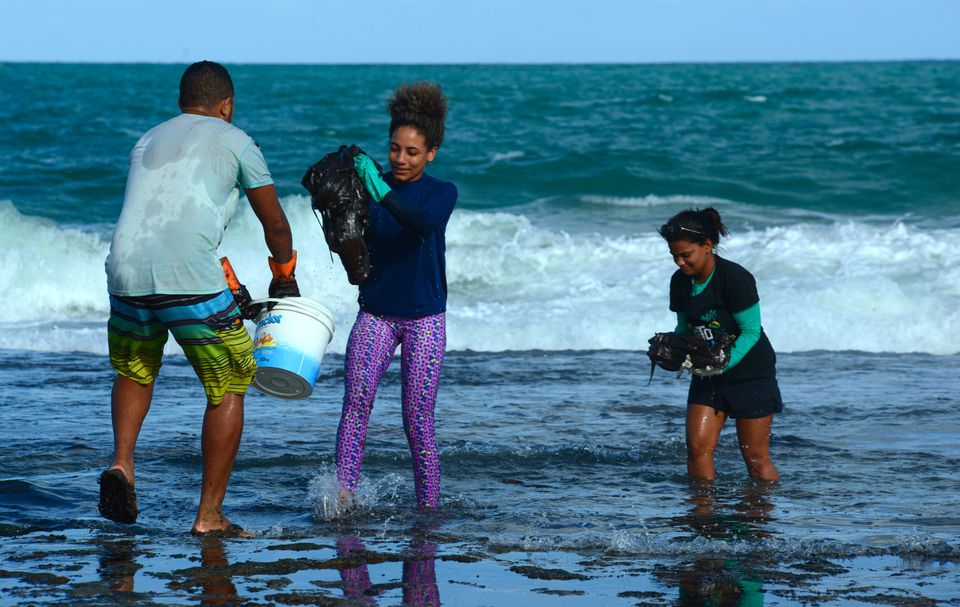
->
xmin=490 ymin=150 xmax=525 ymax=164
xmin=489 ymin=528 xmax=940 ymax=559
xmin=581 ymin=194 xmax=727 ymax=209
xmin=1 ymin=197 xmax=958 ymax=355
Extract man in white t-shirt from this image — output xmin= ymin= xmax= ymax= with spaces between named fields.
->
xmin=100 ymin=61 xmax=298 ymax=537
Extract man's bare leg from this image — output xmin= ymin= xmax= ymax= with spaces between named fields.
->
xmin=109 ymin=375 xmax=154 ymax=482
xmin=99 ymin=375 xmax=153 ymax=523
xmin=191 ymin=392 xmax=251 ymax=537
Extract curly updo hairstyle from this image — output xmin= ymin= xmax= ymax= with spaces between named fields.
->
xmin=388 ymin=82 xmax=448 ymax=150
xmin=659 ymin=207 xmax=730 ymax=246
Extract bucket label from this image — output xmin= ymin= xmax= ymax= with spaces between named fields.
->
xmin=257 ymin=313 xmax=282 ymax=330
xmin=254 ymin=331 xmax=277 ymax=349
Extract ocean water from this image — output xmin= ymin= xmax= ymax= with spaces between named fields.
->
xmin=2 ymin=61 xmax=959 ymax=355
xmin=1 ymin=62 xmax=959 ymax=605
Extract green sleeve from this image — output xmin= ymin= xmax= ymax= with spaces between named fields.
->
xmin=674 ymin=312 xmax=690 ymax=334
xmin=725 ymin=302 xmax=761 ymax=371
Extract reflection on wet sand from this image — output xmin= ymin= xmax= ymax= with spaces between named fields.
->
xmin=337 ymin=534 xmax=440 ymax=607
xmin=681 ymin=482 xmax=775 ymax=541
xmin=93 ymin=523 xmax=443 ymax=605
xmin=675 ymin=558 xmax=765 ymax=607
xmin=661 ymin=483 xmax=775 ymax=606
xmin=98 ymin=535 xmax=239 ymax=605
xmin=195 ymin=537 xmax=240 ymax=606
xmin=97 ymin=536 xmax=141 ymax=593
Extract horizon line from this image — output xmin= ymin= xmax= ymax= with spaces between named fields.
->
xmin=2 ymin=57 xmax=958 ymax=67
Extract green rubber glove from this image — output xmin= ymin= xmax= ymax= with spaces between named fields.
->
xmin=353 ymin=153 xmax=391 ymax=203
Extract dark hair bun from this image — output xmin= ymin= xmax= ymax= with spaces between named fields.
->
xmin=701 ymin=207 xmax=729 ymax=239
xmin=659 ymin=207 xmax=729 ymax=245
xmin=388 ymin=82 xmax=448 ymax=149
xmin=389 ymin=82 xmax=447 ymax=121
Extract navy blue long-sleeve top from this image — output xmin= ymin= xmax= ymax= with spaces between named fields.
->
xmin=358 ymin=172 xmax=458 ymax=317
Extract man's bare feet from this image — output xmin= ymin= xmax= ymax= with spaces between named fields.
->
xmin=191 ymin=516 xmax=253 ymax=538
xmin=98 ymin=468 xmax=139 ymax=524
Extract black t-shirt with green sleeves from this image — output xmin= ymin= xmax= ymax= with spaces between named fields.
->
xmin=669 ymin=256 xmax=777 ymax=383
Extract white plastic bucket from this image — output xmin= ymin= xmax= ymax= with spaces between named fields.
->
xmin=250 ymin=297 xmax=335 ymax=400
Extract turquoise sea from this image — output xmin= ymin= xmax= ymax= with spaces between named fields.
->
xmin=0 ymin=62 xmax=958 ymax=605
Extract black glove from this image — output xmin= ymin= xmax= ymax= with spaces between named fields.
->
xmin=220 ymin=256 xmax=263 ymax=320
xmin=232 ymin=282 xmax=263 ymax=320
xmin=267 ymin=251 xmax=300 ymax=299
xmin=268 ymin=277 xmax=300 ymax=299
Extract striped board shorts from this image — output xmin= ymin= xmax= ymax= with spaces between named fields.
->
xmin=107 ymin=289 xmax=256 ymax=406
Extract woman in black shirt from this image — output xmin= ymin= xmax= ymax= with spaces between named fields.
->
xmin=659 ymin=208 xmax=782 ymax=482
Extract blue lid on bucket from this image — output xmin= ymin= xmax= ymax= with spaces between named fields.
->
xmin=253 ymin=365 xmax=314 ymax=399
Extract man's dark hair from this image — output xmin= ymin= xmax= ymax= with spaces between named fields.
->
xmin=179 ymin=61 xmax=234 ymax=108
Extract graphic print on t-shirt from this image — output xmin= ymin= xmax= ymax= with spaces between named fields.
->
xmin=690 ymin=309 xmax=733 ymax=350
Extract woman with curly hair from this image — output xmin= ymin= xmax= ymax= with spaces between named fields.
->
xmin=334 ymin=82 xmax=457 ymax=510
xmin=658 ymin=207 xmax=782 ymax=483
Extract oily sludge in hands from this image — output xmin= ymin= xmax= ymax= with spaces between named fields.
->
xmin=646 ymin=331 xmax=732 ymax=383
xmin=301 ymin=145 xmax=378 ymax=285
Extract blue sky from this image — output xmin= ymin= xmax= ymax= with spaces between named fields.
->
xmin=2 ymin=0 xmax=958 ymax=63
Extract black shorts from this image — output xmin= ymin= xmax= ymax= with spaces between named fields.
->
xmin=687 ymin=374 xmax=783 ymax=420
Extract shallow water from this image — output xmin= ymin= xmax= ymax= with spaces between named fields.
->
xmin=1 ymin=348 xmax=957 ymax=605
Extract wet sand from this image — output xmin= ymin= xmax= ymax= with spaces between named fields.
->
xmin=1 ymin=526 xmax=957 ymax=606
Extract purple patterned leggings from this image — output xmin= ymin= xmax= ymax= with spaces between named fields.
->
xmin=335 ymin=310 xmax=446 ymax=508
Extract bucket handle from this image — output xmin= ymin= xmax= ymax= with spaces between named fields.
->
xmin=248 ymin=297 xmax=330 ymax=318
xmin=246 ymin=297 xmax=290 ymax=318
xmin=249 ymin=297 xmax=287 ymax=307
